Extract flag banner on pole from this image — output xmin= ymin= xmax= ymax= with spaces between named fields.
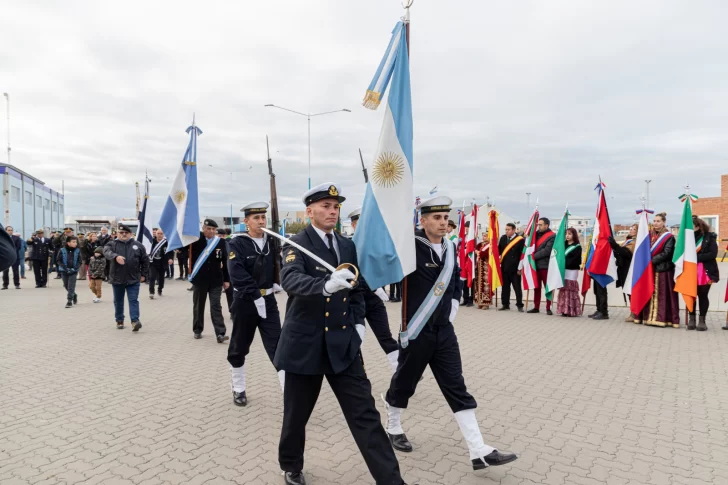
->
xmin=545 ymin=210 xmax=569 ymax=299
xmin=673 ymin=193 xmax=699 ymax=312
xmin=462 ymin=204 xmax=478 ymax=288
xmin=362 ymin=22 xmax=406 ymax=110
xmin=519 ymin=209 xmax=540 ymax=290
xmin=136 ymin=177 xmax=154 ymax=253
xmin=158 ymin=121 xmax=202 ymax=252
xmin=623 ymin=210 xmax=655 ymax=315
xmin=581 ymin=227 xmax=594 ymax=296
xmin=353 ymin=21 xmax=415 ymax=289
xmin=488 ymin=210 xmax=503 ymax=291
xmin=586 ymin=182 xmax=618 ymax=287
xmin=429 ymin=185 xmax=438 ymax=195
xmin=458 ymin=210 xmax=468 ymax=280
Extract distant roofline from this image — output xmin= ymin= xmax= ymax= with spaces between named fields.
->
xmin=0 ymin=163 xmax=46 ymax=185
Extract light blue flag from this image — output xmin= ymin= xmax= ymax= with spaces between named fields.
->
xmin=158 ymin=121 xmax=201 ymax=251
xmin=354 ymin=21 xmax=415 ymax=288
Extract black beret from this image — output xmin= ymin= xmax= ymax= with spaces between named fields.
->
xmin=203 ymin=219 xmax=218 ymax=228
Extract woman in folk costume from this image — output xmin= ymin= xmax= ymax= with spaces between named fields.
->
xmin=609 ymin=224 xmax=637 ymax=322
xmin=557 ymin=228 xmax=582 ymax=317
xmin=474 ymin=236 xmax=492 ymax=309
xmin=639 ymin=212 xmax=680 ymax=327
xmin=689 ymin=216 xmax=719 ymax=331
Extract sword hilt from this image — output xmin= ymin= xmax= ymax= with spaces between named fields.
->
xmin=335 ymin=263 xmax=359 ymax=286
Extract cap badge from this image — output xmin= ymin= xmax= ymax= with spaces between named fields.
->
xmin=328 ymin=185 xmax=339 ymax=197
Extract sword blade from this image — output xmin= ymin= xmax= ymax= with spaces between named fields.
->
xmin=261 ymin=228 xmax=338 ymax=274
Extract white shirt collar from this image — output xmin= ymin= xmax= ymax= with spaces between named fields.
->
xmin=312 ymin=224 xmax=333 ymax=244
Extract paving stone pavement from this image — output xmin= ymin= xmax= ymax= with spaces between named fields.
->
xmin=2 ymin=278 xmax=728 ymax=485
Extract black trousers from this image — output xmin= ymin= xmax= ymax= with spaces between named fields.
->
xmin=224 ymin=285 xmax=234 ymax=312
xmin=280 ymin=357 xmax=404 ymax=484
xmin=177 ymin=257 xmax=188 ymax=279
xmin=386 ymin=323 xmax=476 ymax=413
xmin=3 ymin=262 xmax=20 ymax=288
xmin=33 ymin=258 xmax=48 ymax=287
xmin=690 ymin=284 xmax=711 ymax=316
xmin=593 ymin=282 xmax=608 ymax=315
xmin=366 ymin=298 xmax=398 ymax=355
xmin=227 ymin=295 xmax=281 ymax=368
xmin=148 ymin=264 xmax=166 ymax=294
xmin=389 ymin=281 xmax=401 ymax=300
xmin=501 ymin=269 xmax=523 ymax=308
xmin=462 ymin=282 xmax=473 ymax=305
xmin=192 ymin=283 xmax=227 ymax=336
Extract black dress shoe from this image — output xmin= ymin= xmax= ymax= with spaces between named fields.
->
xmin=527 ymin=308 xmax=539 ymax=314
xmin=546 ymin=309 xmax=553 ymax=316
xmin=592 ymin=313 xmax=609 ymax=320
xmin=517 ymin=307 xmax=524 ymax=312
xmin=388 ymin=433 xmax=413 ymax=452
xmin=465 ymin=301 xmax=474 ymax=307
xmin=194 ymin=333 xmax=202 ymax=339
xmin=132 ymin=321 xmax=142 ymax=332
xmin=284 ymin=471 xmax=306 ymax=485
xmin=217 ymin=335 xmax=229 ymax=343
xmin=1 ymin=287 xmax=7 ymax=290
xmin=498 ymin=306 xmax=510 ymax=311
xmin=472 ymin=450 xmax=519 ymax=470
xmin=587 ymin=311 xmax=598 ymax=318
xmin=233 ymin=390 xmax=247 ymax=406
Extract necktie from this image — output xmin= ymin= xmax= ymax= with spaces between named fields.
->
xmin=326 ymin=233 xmax=338 ymax=265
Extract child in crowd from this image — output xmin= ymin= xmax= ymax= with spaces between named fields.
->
xmin=88 ymin=246 xmax=106 ymax=303
xmin=58 ymin=236 xmax=81 ymax=308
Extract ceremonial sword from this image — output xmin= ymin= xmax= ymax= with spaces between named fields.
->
xmin=261 ymin=228 xmax=359 ymax=284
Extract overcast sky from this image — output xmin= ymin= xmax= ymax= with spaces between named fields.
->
xmin=3 ymin=0 xmax=727 ymax=226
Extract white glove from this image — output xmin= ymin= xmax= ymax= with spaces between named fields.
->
xmin=273 ymin=283 xmax=283 ymax=294
xmin=449 ymin=299 xmax=460 ymax=322
xmin=323 ymin=268 xmax=356 ymax=295
xmin=375 ymin=287 xmax=390 ymax=302
xmin=254 ymin=297 xmax=267 ymax=319
xmin=355 ymin=324 xmax=366 ymax=341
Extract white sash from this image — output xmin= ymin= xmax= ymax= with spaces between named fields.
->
xmin=400 ymin=239 xmax=455 ymax=349
xmin=188 ymin=236 xmax=220 ymax=282
xmin=150 ymin=238 xmax=167 ymax=259
xmin=651 ymin=232 xmax=671 ymax=252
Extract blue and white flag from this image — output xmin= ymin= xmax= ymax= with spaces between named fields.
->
xmin=158 ymin=121 xmax=202 ymax=251
xmin=429 ymin=185 xmax=438 ymax=195
xmin=136 ymin=176 xmax=154 ymax=253
xmin=280 ymin=218 xmax=287 ymax=236
xmin=354 ymin=21 xmax=415 ymax=288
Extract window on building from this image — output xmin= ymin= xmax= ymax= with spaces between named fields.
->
xmin=36 ymin=195 xmax=42 ymax=208
xmin=53 ymin=201 xmax=58 ymax=212
xmin=11 ymin=186 xmax=20 ymax=202
xmin=25 ymin=191 xmax=32 ymax=205
xmin=44 ymin=198 xmax=50 ymax=209
xmin=59 ymin=204 xmax=64 ymax=214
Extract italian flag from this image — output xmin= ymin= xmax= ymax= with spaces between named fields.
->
xmin=545 ymin=210 xmax=569 ymax=300
xmin=519 ymin=209 xmax=539 ymax=290
xmin=673 ymin=193 xmax=698 ymax=312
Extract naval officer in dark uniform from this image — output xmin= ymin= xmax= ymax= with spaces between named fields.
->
xmin=189 ymin=219 xmax=230 ymax=342
xmin=275 ymin=183 xmax=415 ymax=485
xmin=384 ymin=196 xmax=518 ymax=472
xmin=227 ymin=202 xmax=284 ymax=407
xmin=347 ymin=206 xmax=401 ymax=373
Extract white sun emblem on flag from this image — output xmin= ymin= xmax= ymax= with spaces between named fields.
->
xmin=372 ymin=152 xmax=405 ymax=188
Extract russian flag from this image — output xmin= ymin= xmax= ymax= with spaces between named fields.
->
xmin=623 ymin=210 xmax=654 ymax=315
xmin=586 ymin=182 xmax=618 ymax=287
xmin=354 ymin=21 xmax=415 ymax=288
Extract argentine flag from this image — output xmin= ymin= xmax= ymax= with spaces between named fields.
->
xmin=354 ymin=21 xmax=415 ymax=289
xmin=158 ymin=122 xmax=201 ymax=251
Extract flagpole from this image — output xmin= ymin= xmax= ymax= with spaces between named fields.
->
xmin=400 ymin=0 xmax=413 ymax=338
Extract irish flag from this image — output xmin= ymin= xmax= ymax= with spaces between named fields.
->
xmin=545 ymin=210 xmax=569 ymax=300
xmin=673 ymin=193 xmax=699 ymax=312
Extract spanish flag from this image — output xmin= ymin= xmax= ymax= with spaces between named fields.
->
xmin=488 ymin=210 xmax=503 ymax=292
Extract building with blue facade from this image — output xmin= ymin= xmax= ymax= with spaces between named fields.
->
xmin=1 ymin=163 xmax=65 ymax=239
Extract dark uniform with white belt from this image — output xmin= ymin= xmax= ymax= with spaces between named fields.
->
xmin=189 ymin=219 xmax=230 ymax=342
xmin=348 ymin=206 xmax=400 ymax=373
xmin=384 ymin=196 xmax=518 ymax=472
xmin=274 ymin=183 xmax=412 ymax=485
xmin=227 ymin=202 xmax=284 ymax=407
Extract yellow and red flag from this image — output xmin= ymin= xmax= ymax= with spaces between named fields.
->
xmin=488 ymin=210 xmax=503 ymax=291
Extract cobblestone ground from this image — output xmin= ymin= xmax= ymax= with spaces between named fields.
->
xmin=2 ymin=278 xmax=728 ymax=485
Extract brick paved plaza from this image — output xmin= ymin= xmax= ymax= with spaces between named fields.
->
xmin=3 ymin=279 xmax=728 ymax=485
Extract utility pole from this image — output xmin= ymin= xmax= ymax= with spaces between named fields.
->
xmin=644 ymin=180 xmax=652 ymax=209
xmin=3 ymin=93 xmax=9 ymax=165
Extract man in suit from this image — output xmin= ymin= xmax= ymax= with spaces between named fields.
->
xmin=1 ymin=225 xmax=21 ymax=288
xmin=275 ymin=183 xmax=413 ymax=485
xmin=498 ymin=222 xmax=525 ymax=311
xmin=0 ymin=223 xmax=17 ymax=274
xmin=383 ymin=196 xmax=518 ymax=473
xmin=28 ymin=229 xmax=52 ymax=288
xmin=189 ymin=219 xmax=230 ymax=342
xmin=227 ymin=202 xmax=284 ymax=407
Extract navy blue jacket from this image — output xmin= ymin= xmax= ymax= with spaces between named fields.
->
xmin=227 ymin=233 xmax=277 ymax=301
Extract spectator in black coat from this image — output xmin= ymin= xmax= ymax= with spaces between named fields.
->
xmin=609 ymin=224 xmax=637 ymax=322
xmin=0 ymin=224 xmax=18 ymax=276
xmin=691 ymin=217 xmax=719 ymax=331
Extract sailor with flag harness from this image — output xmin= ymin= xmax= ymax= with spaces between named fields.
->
xmin=383 ymin=196 xmax=519 ymax=472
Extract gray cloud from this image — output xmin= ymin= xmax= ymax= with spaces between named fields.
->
xmin=2 ymin=0 xmax=727 ymax=229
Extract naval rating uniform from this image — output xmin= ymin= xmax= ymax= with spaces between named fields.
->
xmin=384 ymin=196 xmax=518 ymax=471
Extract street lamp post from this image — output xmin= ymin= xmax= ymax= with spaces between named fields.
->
xmin=644 ymin=180 xmax=652 ymax=210
xmin=265 ymin=104 xmax=351 ymax=189
xmin=3 ymin=92 xmax=9 ymax=165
